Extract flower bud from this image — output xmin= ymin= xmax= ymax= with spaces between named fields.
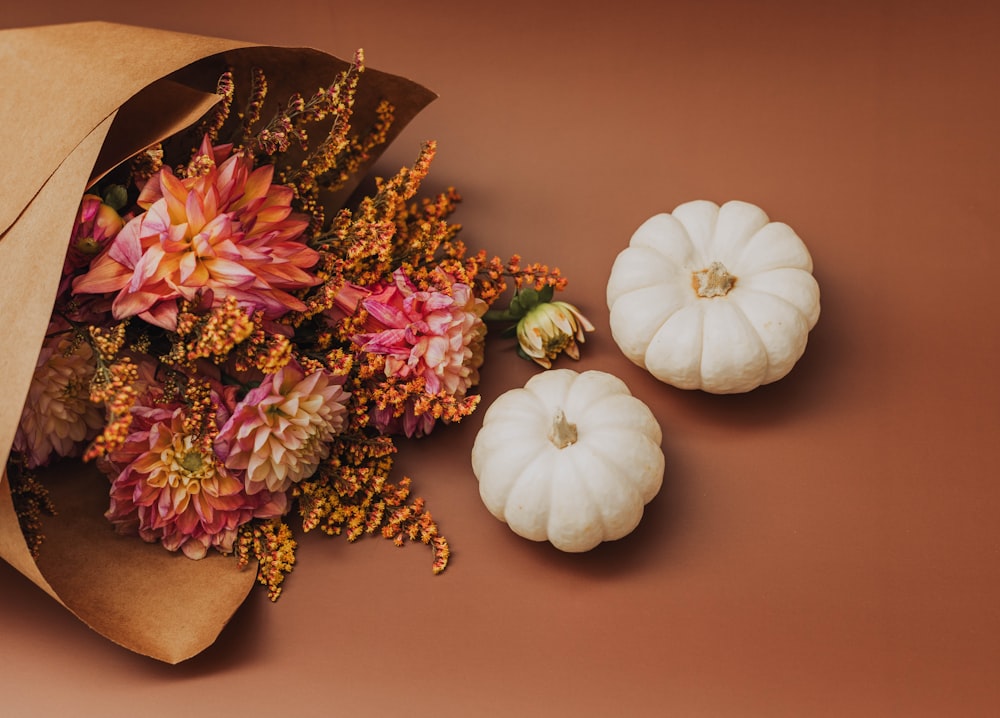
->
xmin=67 ymin=194 xmax=124 ymax=264
xmin=515 ymin=300 xmax=595 ymax=369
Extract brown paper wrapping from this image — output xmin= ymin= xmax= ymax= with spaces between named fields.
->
xmin=0 ymin=21 xmax=435 ymax=663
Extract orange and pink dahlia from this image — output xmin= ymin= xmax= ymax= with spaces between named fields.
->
xmin=355 ymin=269 xmax=487 ymax=397
xmin=72 ymin=136 xmax=320 ymax=330
xmin=215 ymin=361 xmax=350 ymax=495
xmin=14 ymin=333 xmax=104 ymax=468
xmin=103 ymin=397 xmax=287 ymax=559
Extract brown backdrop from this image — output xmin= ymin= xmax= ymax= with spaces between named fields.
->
xmin=1 ymin=1 xmax=998 ymax=716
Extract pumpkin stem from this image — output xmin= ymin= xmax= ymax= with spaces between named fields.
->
xmin=548 ymin=409 xmax=578 ymax=449
xmin=692 ymin=261 xmax=737 ymax=298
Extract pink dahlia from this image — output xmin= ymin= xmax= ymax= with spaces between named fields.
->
xmin=215 ymin=361 xmax=349 ymax=495
xmin=72 ymin=135 xmax=320 ymax=330
xmin=14 ymin=333 xmax=103 ymax=468
xmin=103 ymin=397 xmax=286 ymax=559
xmin=355 ymin=269 xmax=487 ymax=397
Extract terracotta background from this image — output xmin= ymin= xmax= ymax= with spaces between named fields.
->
xmin=2 ymin=1 xmax=999 ymax=715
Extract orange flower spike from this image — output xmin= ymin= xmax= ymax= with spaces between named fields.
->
xmin=183 ymin=147 xmax=217 ymax=180
xmin=84 ymin=358 xmax=139 ymax=460
xmin=180 ymin=379 xmax=219 ymax=450
xmin=130 ymin=145 xmax=164 ymax=189
xmin=258 ymin=334 xmax=293 ymax=374
xmin=238 ymin=520 xmax=297 ymax=602
xmin=432 ymin=536 xmax=450 ymax=574
xmin=295 ymin=480 xmax=336 ymax=533
xmin=88 ymin=322 xmax=129 ymax=362
xmin=198 ymin=71 xmax=234 ymax=143
xmin=486 ymin=255 xmax=504 ymax=280
xmin=322 ymin=99 xmax=394 ymax=193
xmin=241 ymin=67 xmax=269 ymax=142
xmin=184 ymin=296 xmax=254 ymax=363
xmin=325 ymin=348 xmax=353 ymax=376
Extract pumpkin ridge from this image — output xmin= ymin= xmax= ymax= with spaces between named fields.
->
xmin=560 ymin=370 xmax=634 ymax=416
xmin=546 ymin=442 xmax=619 ymax=549
xmin=633 ymin=240 xmax=691 ymax=272
xmin=583 ymin=432 xmax=658 ymax=504
xmin=727 ymin=222 xmax=766 ymax=271
xmin=708 ymin=200 xmax=771 ymax=266
xmin=644 ymin=303 xmax=705 ymax=389
xmin=612 ymin=246 xmax=689 ymax=293
xmin=732 ymin=285 xmax=812 ymax=329
xmin=573 ymin=442 xmax=640 ymax=543
xmin=503 ymin=451 xmax=555 ymax=535
xmin=571 ymin=391 xmax=623 ymax=420
xmin=629 ymin=213 xmax=699 ymax=267
xmin=724 ymin=293 xmax=773 ymax=376
xmin=480 ymin=392 xmax=550 ymax=438
xmin=474 ymin=433 xmax=549 ymax=518
xmin=697 ymin=299 xmax=769 ymax=392
xmin=608 ymin=284 xmax=691 ymax=366
xmin=729 ymin=221 xmax=813 ymax=275
xmin=695 ymin=302 xmax=711 ymax=389
xmin=727 ymin=287 xmax=811 ymax=384
xmin=738 ymin=268 xmax=820 ymax=329
xmin=671 ymin=200 xmax=720 ymax=267
xmin=544 ymin=449 xmax=575 ymax=546
xmin=525 ymin=368 xmax=576 ymax=413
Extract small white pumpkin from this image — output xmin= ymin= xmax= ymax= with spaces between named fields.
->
xmin=606 ymin=200 xmax=821 ymax=394
xmin=471 ymin=369 xmax=664 ymax=552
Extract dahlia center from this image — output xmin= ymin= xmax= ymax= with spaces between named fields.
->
xmin=164 ymin=436 xmax=214 ymax=489
xmin=179 ymin=451 xmax=204 ymax=473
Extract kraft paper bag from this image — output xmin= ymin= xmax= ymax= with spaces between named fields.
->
xmin=0 ymin=21 xmax=435 ymax=663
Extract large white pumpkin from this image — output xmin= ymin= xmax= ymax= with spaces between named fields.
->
xmin=606 ymin=200 xmax=821 ymax=393
xmin=471 ymin=369 xmax=664 ymax=552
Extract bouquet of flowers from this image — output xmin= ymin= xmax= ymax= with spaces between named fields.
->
xmin=0 ymin=22 xmax=592 ymax=662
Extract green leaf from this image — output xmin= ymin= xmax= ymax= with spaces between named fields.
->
xmin=516 ymin=286 xmax=539 ymax=310
xmin=483 ymin=309 xmax=510 ymax=322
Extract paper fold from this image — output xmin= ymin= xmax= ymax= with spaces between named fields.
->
xmin=0 ymin=21 xmax=436 ymax=663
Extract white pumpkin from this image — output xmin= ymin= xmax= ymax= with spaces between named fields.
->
xmin=471 ymin=369 xmax=664 ymax=552
xmin=606 ymin=200 xmax=820 ymax=394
